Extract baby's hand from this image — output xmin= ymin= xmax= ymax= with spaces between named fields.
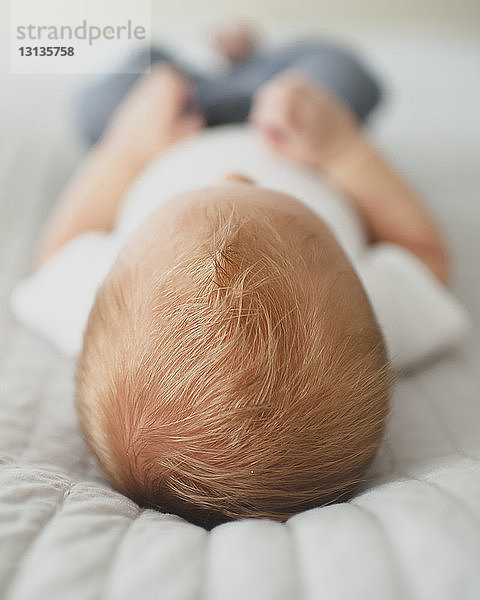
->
xmin=103 ymin=65 xmax=204 ymax=166
xmin=250 ymin=71 xmax=360 ymax=170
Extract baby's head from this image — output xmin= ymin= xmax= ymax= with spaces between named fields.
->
xmin=76 ymin=178 xmax=391 ymax=528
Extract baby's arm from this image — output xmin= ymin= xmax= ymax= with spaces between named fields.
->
xmin=251 ymin=72 xmax=449 ymax=284
xmin=36 ymin=142 xmax=140 ymax=267
xmin=36 ymin=66 xmax=203 ymax=268
xmin=322 ymin=131 xmax=449 ymax=284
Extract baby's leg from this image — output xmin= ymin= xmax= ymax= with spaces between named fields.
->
xmin=199 ymin=39 xmax=383 ymax=126
xmin=74 ymin=23 xmax=258 ymax=145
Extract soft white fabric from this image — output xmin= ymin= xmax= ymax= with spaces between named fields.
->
xmin=10 ymin=125 xmax=469 ymax=368
xmin=11 ymin=231 xmax=122 ymax=357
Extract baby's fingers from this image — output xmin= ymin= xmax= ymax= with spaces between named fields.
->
xmin=173 ymin=113 xmax=205 ymax=143
xmin=150 ymin=64 xmax=194 ymax=119
xmin=182 ymin=113 xmax=205 ymax=134
xmin=250 ymin=97 xmax=296 ymax=145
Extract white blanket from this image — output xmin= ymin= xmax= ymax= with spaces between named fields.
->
xmin=1 ymin=27 xmax=480 ymax=600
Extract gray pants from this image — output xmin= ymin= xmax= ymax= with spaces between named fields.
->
xmin=75 ymin=39 xmax=383 ymax=145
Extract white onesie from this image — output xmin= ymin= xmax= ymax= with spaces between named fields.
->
xmin=11 ymin=125 xmax=469 ymax=369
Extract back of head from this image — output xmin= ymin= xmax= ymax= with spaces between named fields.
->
xmin=76 ymin=199 xmax=391 ymax=528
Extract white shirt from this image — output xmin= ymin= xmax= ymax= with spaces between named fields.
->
xmin=11 ymin=125 xmax=469 ymax=369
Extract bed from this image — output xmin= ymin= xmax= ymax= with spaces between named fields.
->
xmin=0 ymin=24 xmax=479 ymax=600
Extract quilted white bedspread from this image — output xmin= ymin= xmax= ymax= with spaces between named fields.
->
xmin=1 ymin=24 xmax=480 ymax=600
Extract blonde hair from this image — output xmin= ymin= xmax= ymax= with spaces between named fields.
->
xmin=76 ymin=200 xmax=391 ymax=528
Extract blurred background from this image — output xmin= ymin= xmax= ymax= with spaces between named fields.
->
xmin=148 ymin=0 xmax=480 ymax=32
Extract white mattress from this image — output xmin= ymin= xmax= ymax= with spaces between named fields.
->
xmin=1 ymin=26 xmax=480 ymax=600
